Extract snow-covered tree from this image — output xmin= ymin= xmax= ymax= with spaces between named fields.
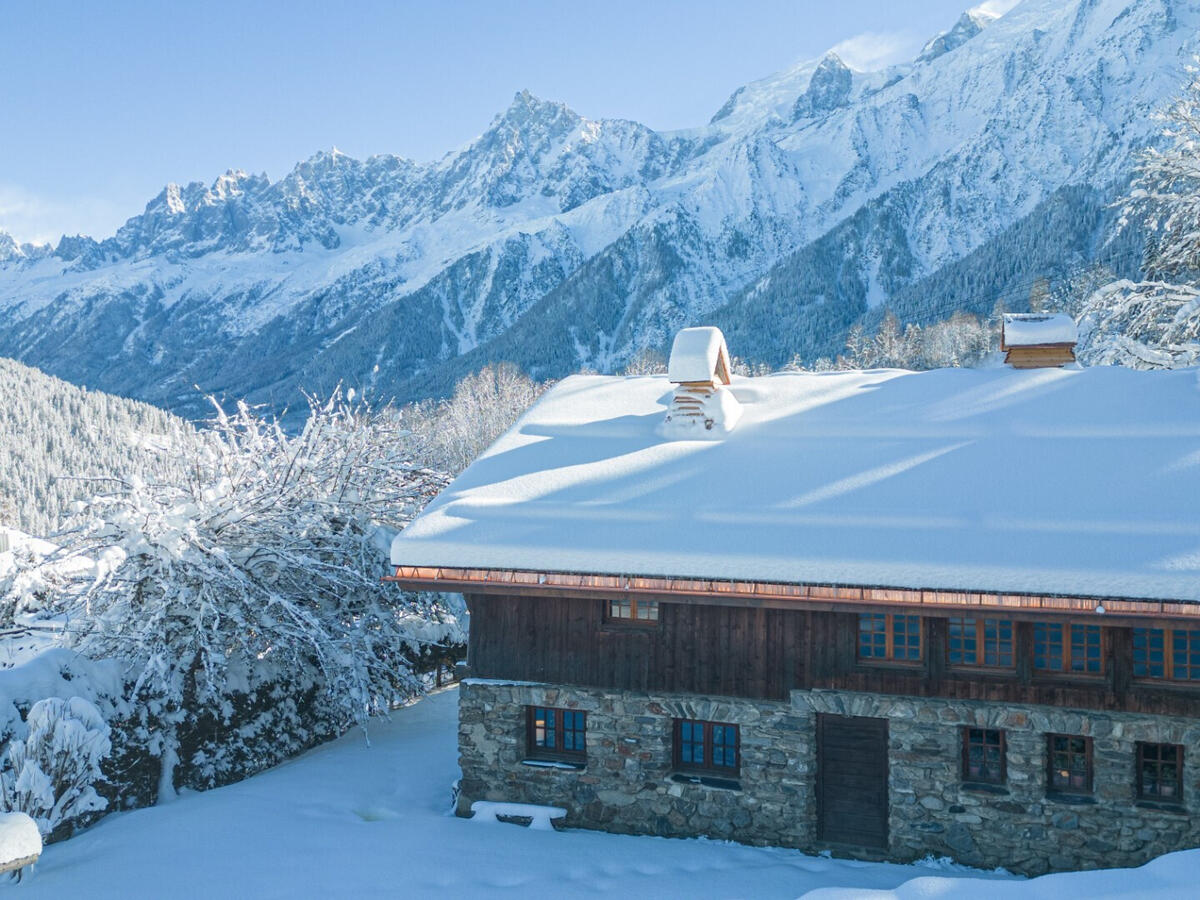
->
xmin=621 ymin=347 xmax=668 ymax=376
xmin=0 ymin=697 xmax=111 ymax=839
xmin=1046 ymin=264 xmax=1118 ymax=318
xmin=1121 ymin=63 xmax=1200 ymax=278
xmin=406 ymin=363 xmax=547 ymax=474
xmin=43 ymin=390 xmax=462 ymax=799
xmin=1076 ymin=279 xmax=1200 ymax=369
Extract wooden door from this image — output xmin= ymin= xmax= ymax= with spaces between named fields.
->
xmin=816 ymin=714 xmax=889 ymax=849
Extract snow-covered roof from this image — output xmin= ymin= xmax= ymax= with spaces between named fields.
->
xmin=392 ymin=366 xmax=1200 ymax=602
xmin=667 ymin=327 xmax=731 ymax=384
xmin=1002 ymin=313 xmax=1078 ymax=347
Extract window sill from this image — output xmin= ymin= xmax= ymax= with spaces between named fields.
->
xmin=521 ymin=758 xmax=585 ymax=771
xmin=670 ymin=772 xmax=741 ymax=792
xmin=856 ymin=660 xmax=924 ymax=670
xmin=1135 ymin=799 xmax=1187 ymax=815
xmin=961 ymin=781 xmax=1009 ymax=796
xmin=598 ymin=621 xmax=659 ymax=634
xmin=1046 ymin=791 xmax=1096 ymax=806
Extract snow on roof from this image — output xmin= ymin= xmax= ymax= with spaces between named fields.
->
xmin=392 ymin=366 xmax=1200 ymax=602
xmin=667 ymin=327 xmax=731 ymax=384
xmin=1003 ymin=313 xmax=1078 ymax=347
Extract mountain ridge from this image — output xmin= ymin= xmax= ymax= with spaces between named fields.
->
xmin=0 ymin=0 xmax=1194 ymax=419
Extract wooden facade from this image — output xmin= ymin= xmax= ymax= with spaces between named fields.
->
xmin=462 ymin=592 xmax=1200 ymax=718
xmin=1003 ymin=343 xmax=1077 ymax=368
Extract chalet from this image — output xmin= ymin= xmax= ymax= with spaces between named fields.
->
xmin=1001 ymin=313 xmax=1078 ymax=368
xmin=387 ymin=329 xmax=1200 ymax=876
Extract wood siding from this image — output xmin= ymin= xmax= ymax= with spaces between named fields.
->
xmin=466 ymin=593 xmax=1200 ymax=718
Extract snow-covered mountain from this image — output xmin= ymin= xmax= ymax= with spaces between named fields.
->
xmin=0 ymin=0 xmax=1194 ymax=418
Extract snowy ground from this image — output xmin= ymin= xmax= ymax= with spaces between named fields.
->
xmin=16 ymin=686 xmax=1198 ymax=898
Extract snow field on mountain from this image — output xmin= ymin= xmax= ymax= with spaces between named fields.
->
xmin=15 ymin=686 xmax=1200 ymax=899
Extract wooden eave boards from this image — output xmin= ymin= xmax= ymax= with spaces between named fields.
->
xmin=384 ymin=565 xmax=1200 ymax=625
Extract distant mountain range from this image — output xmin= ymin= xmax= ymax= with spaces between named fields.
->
xmin=0 ymin=0 xmax=1195 ymax=419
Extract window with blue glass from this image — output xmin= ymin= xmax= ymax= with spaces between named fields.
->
xmin=527 ymin=706 xmax=586 ymax=762
xmin=1033 ymin=623 xmax=1104 ymax=675
xmin=1133 ymin=628 xmax=1200 ymax=681
xmin=948 ymin=617 xmax=1014 ymax=668
xmin=858 ymin=613 xmax=922 ymax=663
xmin=675 ymin=719 xmax=739 ymax=775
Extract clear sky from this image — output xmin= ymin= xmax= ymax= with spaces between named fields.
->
xmin=0 ymin=0 xmax=1012 ymax=244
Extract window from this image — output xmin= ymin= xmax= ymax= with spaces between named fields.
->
xmin=1033 ymin=623 xmax=1104 ymax=675
xmin=962 ymin=727 xmax=1006 ymax=785
xmin=858 ymin=613 xmax=922 ymax=663
xmin=675 ymin=719 xmax=739 ymax=775
xmin=527 ymin=706 xmax=586 ymax=762
xmin=1133 ymin=628 xmax=1200 ymax=681
xmin=1047 ymin=734 xmax=1092 ymax=795
xmin=606 ymin=596 xmax=659 ymax=624
xmin=1137 ymin=742 xmax=1184 ymax=803
xmin=948 ymin=617 xmax=1014 ymax=668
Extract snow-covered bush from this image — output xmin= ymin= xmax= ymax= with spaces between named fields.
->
xmin=0 ymin=697 xmax=110 ymax=839
xmin=43 ymin=389 xmax=462 ymax=799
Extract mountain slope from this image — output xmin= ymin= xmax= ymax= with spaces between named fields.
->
xmin=0 ymin=0 xmax=1196 ymax=417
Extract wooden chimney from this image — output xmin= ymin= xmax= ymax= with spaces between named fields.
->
xmin=664 ymin=327 xmax=740 ymax=433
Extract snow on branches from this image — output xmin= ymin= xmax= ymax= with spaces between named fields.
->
xmin=405 ymin=363 xmax=548 ymax=474
xmin=1122 ymin=62 xmax=1200 ymax=278
xmin=0 ymin=697 xmax=111 ymax=839
xmin=1076 ymin=279 xmax=1200 ymax=370
xmin=45 ymin=389 xmax=462 ymax=797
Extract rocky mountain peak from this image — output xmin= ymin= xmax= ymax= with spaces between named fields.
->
xmin=918 ymin=8 xmax=999 ymax=63
xmin=793 ymin=52 xmax=853 ymax=119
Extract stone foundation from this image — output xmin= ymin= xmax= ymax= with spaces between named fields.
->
xmin=457 ymin=680 xmax=1200 ymax=875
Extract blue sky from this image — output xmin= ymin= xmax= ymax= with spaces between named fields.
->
xmin=0 ymin=1 xmax=1014 ymax=243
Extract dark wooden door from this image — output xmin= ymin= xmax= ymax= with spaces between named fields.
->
xmin=816 ymin=714 xmax=889 ymax=848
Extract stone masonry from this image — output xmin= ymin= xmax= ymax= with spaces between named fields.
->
xmin=457 ymin=679 xmax=1200 ymax=875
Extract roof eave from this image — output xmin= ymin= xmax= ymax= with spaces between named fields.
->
xmin=383 ymin=565 xmax=1200 ymax=624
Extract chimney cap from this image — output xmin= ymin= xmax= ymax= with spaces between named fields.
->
xmin=667 ymin=327 xmax=733 ymax=385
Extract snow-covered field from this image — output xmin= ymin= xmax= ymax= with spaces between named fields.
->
xmin=15 ymin=686 xmax=1198 ymax=898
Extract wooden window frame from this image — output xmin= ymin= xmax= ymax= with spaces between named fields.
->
xmin=947 ymin=616 xmax=1015 ymax=670
xmin=1133 ymin=627 xmax=1200 ymax=682
xmin=1047 ymin=734 xmax=1093 ymax=796
xmin=674 ymin=718 xmax=740 ymax=777
xmin=526 ymin=706 xmax=587 ymax=763
xmin=603 ymin=595 xmax=660 ymax=627
xmin=1136 ymin=742 xmax=1184 ymax=804
xmin=1033 ymin=622 xmax=1106 ymax=677
xmin=857 ymin=613 xmax=923 ymax=665
xmin=961 ymin=727 xmax=1007 ymax=786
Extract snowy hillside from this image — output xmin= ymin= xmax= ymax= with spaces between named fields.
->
xmin=0 ymin=358 xmax=192 ymax=536
xmin=15 ymin=686 xmax=1198 ymax=899
xmin=0 ymin=0 xmax=1196 ymax=419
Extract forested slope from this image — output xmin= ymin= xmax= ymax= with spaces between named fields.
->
xmin=0 ymin=358 xmax=191 ymax=536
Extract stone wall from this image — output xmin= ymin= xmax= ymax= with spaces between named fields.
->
xmin=457 ymin=679 xmax=1200 ymax=875
xmin=457 ymin=680 xmax=815 ymax=847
